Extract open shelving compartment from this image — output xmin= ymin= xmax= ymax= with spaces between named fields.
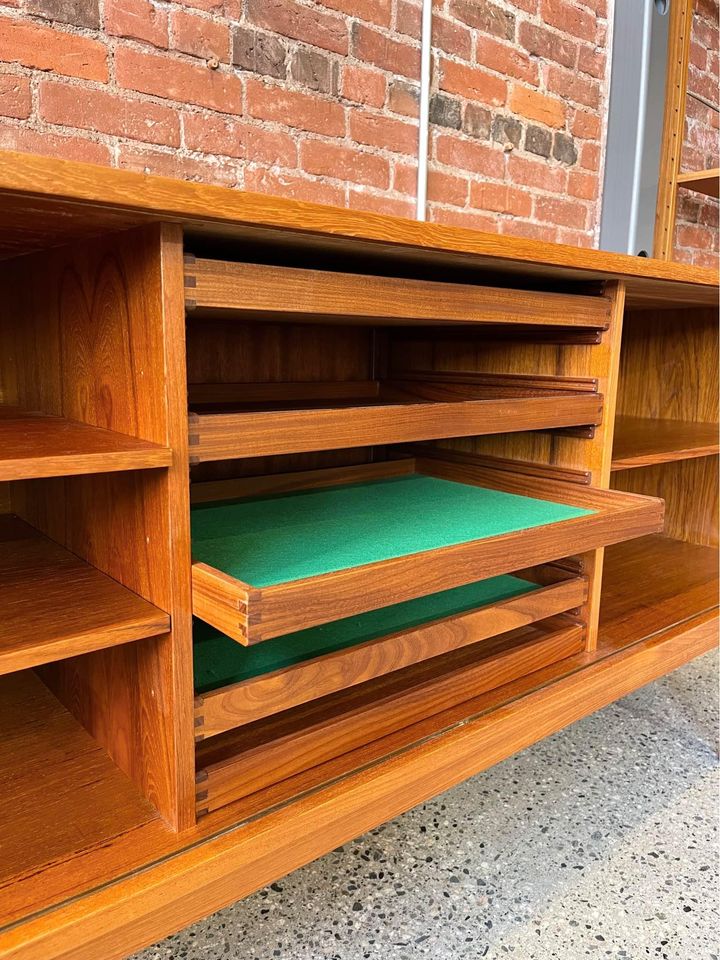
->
xmin=0 ymin=222 xmax=196 ymax=915
xmin=604 ymin=301 xmax=719 ymax=653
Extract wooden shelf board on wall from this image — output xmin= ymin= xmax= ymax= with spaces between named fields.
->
xmin=0 ymin=515 xmax=170 ymax=675
xmin=676 ymin=168 xmax=720 ymax=199
xmin=0 ymin=407 xmax=172 ymax=481
xmin=611 ymin=416 xmax=720 ymax=470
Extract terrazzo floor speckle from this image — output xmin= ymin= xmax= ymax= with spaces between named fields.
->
xmin=134 ymin=650 xmax=719 ymax=960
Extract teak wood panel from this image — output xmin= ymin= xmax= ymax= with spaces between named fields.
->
xmin=194 ymin=572 xmax=587 ymax=738
xmin=184 ymin=257 xmax=613 ymax=328
xmin=189 ymin=379 xmax=380 ymax=406
xmin=195 ymin=618 xmax=585 ymax=814
xmin=188 ymin=391 xmax=604 ymax=462
xmin=653 ymin=0 xmax=693 ymax=260
xmin=611 ymin=416 xmax=719 ymax=470
xmin=617 ymin=308 xmax=719 ymax=425
xmin=186 ymin=318 xmax=372 ymax=390
xmin=0 ymin=514 xmax=169 ymax=675
xmin=0 ymin=410 xmax=171 ymax=480
xmin=0 ymin=151 xmax=716 ymax=309
xmin=191 ymin=455 xmax=663 ymax=644
xmin=613 ymin=305 xmax=719 ymax=549
xmin=0 ymin=226 xmax=196 ymax=831
xmin=613 ymin=458 xmax=719 ymax=548
xmin=676 ymin=168 xmax=720 ymax=199
xmin=0 ymin=670 xmax=161 ymax=923
xmin=600 ymin=535 xmax=719 ymax=651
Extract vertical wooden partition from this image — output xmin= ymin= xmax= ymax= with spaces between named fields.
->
xmin=0 ymin=224 xmax=195 ymax=830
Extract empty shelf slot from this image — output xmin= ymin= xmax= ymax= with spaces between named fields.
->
xmin=611 ymin=416 xmax=719 ymax=470
xmin=600 ymin=534 xmax=719 ymax=650
xmin=0 ymin=406 xmax=172 ymax=480
xmin=0 ymin=515 xmax=170 ymax=675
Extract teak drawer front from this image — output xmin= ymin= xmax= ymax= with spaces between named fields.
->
xmin=195 ymin=617 xmax=585 ymax=815
xmin=194 ymin=571 xmax=587 ymax=738
xmin=184 ymin=258 xmax=612 ymax=328
xmin=188 ymin=393 xmax=603 ymax=462
xmin=191 ymin=458 xmax=664 ymax=645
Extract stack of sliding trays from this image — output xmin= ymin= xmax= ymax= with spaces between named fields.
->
xmin=0 ymin=152 xmax=716 ymax=960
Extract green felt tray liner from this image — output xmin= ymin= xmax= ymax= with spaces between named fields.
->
xmin=194 ymin=573 xmax=540 ymax=693
xmin=191 ymin=474 xmax=595 ymax=588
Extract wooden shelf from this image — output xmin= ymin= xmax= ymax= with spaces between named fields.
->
xmin=188 ymin=376 xmax=603 ymax=462
xmin=676 ymin=168 xmax=720 ymax=199
xmin=0 ymin=515 xmax=170 ymax=675
xmin=599 ymin=534 xmax=719 ymax=650
xmin=191 ymin=456 xmax=663 ymax=644
xmin=0 ymin=670 xmax=163 ymax=917
xmin=184 ymin=257 xmax=612 ymax=328
xmin=611 ymin=416 xmax=719 ymax=470
xmin=0 ymin=407 xmax=172 ymax=480
xmin=193 ymin=569 xmax=587 ymax=738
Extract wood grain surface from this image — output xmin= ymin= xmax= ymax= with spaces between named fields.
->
xmin=195 ymin=618 xmax=585 ymax=812
xmin=611 ymin=416 xmax=719 ymax=470
xmin=185 ymin=257 xmax=612 ymax=327
xmin=0 ymin=151 xmax=716 ymax=309
xmin=0 ymin=514 xmax=169 ymax=675
xmin=0 ymin=409 xmax=171 ymax=480
xmin=195 ymin=576 xmax=587 ymax=737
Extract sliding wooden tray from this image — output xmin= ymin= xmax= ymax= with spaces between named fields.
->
xmin=191 ymin=456 xmax=664 ymax=644
xmin=188 ymin=375 xmax=603 ymax=462
xmin=184 ymin=257 xmax=612 ymax=328
xmin=194 ymin=566 xmax=587 ymax=737
xmin=195 ymin=614 xmax=585 ymax=815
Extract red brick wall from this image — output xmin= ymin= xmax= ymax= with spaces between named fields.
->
xmin=0 ymin=0 xmax=715 ymax=259
xmin=673 ymin=0 xmax=719 ymax=267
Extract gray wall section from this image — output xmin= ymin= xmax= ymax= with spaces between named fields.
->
xmin=600 ymin=0 xmax=670 ymax=255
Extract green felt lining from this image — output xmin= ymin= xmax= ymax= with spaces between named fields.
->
xmin=191 ymin=474 xmax=595 ymax=588
xmin=193 ymin=573 xmax=540 ymax=693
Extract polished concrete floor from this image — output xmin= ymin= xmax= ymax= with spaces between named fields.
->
xmin=135 ymin=650 xmax=719 ymax=960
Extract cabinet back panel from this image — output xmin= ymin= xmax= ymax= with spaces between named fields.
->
xmin=613 ymin=457 xmax=718 ymax=547
xmin=617 ymin=308 xmax=719 ymax=423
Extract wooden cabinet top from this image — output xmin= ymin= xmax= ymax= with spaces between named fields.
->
xmin=0 ymin=150 xmax=716 ymax=308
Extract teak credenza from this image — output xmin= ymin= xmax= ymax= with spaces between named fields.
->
xmin=0 ymin=151 xmax=717 ymax=960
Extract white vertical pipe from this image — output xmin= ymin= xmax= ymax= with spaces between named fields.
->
xmin=415 ymin=0 xmax=433 ymax=221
